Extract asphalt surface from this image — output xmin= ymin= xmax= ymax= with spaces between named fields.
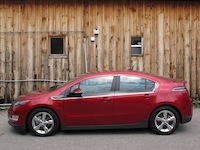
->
xmin=0 ymin=108 xmax=199 ymax=150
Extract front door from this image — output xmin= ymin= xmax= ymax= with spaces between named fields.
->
xmin=63 ymin=76 xmax=115 ymax=126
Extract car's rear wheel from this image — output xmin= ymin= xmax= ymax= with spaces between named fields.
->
xmin=27 ymin=108 xmax=59 ymax=136
xmin=150 ymin=106 xmax=180 ymax=135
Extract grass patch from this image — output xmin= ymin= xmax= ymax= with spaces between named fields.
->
xmin=0 ymin=106 xmax=9 ymax=112
xmin=192 ymin=97 xmax=200 ymax=108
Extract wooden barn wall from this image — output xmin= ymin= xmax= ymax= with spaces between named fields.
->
xmin=0 ymin=0 xmax=200 ymax=101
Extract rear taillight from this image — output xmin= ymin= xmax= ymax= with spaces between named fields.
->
xmin=172 ymin=87 xmax=187 ymax=92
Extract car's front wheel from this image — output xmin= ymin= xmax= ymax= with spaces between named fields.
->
xmin=27 ymin=108 xmax=59 ymax=136
xmin=150 ymin=106 xmax=180 ymax=135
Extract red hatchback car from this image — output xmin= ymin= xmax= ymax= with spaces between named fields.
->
xmin=8 ymin=71 xmax=192 ymax=136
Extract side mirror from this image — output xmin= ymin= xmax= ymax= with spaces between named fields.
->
xmin=72 ymin=88 xmax=83 ymax=94
xmin=68 ymin=88 xmax=83 ymax=97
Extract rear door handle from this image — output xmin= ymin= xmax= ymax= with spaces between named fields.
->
xmin=144 ymin=94 xmax=150 ymax=99
xmin=101 ymin=97 xmax=111 ymax=102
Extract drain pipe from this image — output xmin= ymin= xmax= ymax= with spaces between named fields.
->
xmin=83 ymin=37 xmax=88 ymax=73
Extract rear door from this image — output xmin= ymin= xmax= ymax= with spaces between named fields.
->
xmin=113 ymin=75 xmax=157 ymax=124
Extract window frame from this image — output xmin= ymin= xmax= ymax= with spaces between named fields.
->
xmin=131 ymin=36 xmax=143 ymax=56
xmin=49 ymin=35 xmax=66 ymax=57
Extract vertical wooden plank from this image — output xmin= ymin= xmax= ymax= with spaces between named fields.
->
xmin=83 ymin=0 xmax=90 ymax=73
xmin=113 ymin=3 xmax=118 ymax=71
xmin=49 ymin=58 xmax=55 ymax=85
xmin=41 ymin=2 xmax=48 ymax=88
xmin=117 ymin=0 xmax=124 ymax=70
xmin=76 ymin=1 xmax=83 ymax=76
xmin=163 ymin=2 xmax=170 ymax=78
xmin=55 ymin=2 xmax=62 ymax=81
xmin=90 ymin=1 xmax=97 ymax=71
xmin=55 ymin=2 xmax=62 ymax=33
xmin=13 ymin=4 xmax=20 ymax=98
xmin=157 ymin=11 xmax=164 ymax=76
xmin=123 ymin=1 xmax=130 ymax=70
xmin=20 ymin=3 xmax=28 ymax=94
xmin=183 ymin=2 xmax=191 ymax=93
xmin=0 ymin=3 xmax=6 ymax=99
xmin=151 ymin=1 xmax=158 ymax=75
xmin=27 ymin=2 xmax=35 ymax=91
xmin=110 ymin=3 xmax=116 ymax=71
xmin=137 ymin=1 xmax=143 ymax=71
xmin=143 ymin=1 xmax=151 ymax=73
xmin=4 ymin=3 xmax=13 ymax=101
xmin=191 ymin=2 xmax=198 ymax=97
xmin=34 ymin=2 xmax=42 ymax=89
xmin=177 ymin=2 xmax=184 ymax=80
xmin=197 ymin=3 xmax=200 ymax=96
xmin=130 ymin=1 xmax=138 ymax=70
xmin=68 ymin=1 xmax=75 ymax=79
xmin=62 ymin=3 xmax=69 ymax=81
xmin=48 ymin=1 xmax=55 ymax=34
xmin=170 ymin=1 xmax=177 ymax=79
xmin=55 ymin=58 xmax=62 ymax=81
xmin=103 ymin=2 xmax=110 ymax=71
xmin=48 ymin=2 xmax=55 ymax=87
xmin=96 ymin=1 xmax=103 ymax=71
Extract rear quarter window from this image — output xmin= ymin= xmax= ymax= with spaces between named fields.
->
xmin=119 ymin=76 xmax=155 ymax=93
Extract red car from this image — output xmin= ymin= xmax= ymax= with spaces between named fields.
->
xmin=8 ymin=71 xmax=192 ymax=136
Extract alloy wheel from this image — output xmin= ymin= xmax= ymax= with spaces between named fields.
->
xmin=32 ymin=112 xmax=55 ymax=135
xmin=154 ymin=110 xmax=176 ymax=133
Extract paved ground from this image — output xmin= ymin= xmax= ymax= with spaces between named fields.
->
xmin=0 ymin=108 xmax=199 ymax=150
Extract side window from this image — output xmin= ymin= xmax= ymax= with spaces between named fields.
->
xmin=70 ymin=76 xmax=114 ymax=96
xmin=119 ymin=76 xmax=155 ymax=93
xmin=50 ymin=37 xmax=64 ymax=55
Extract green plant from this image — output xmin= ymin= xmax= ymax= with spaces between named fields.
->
xmin=192 ymin=97 xmax=200 ymax=108
xmin=0 ymin=106 xmax=9 ymax=112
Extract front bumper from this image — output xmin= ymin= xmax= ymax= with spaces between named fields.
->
xmin=8 ymin=105 xmax=28 ymax=132
xmin=8 ymin=120 xmax=26 ymax=132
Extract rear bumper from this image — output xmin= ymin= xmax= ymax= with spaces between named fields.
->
xmin=181 ymin=116 xmax=192 ymax=124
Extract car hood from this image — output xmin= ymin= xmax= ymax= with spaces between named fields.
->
xmin=17 ymin=89 xmax=49 ymax=100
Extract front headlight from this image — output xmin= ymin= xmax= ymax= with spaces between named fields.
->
xmin=13 ymin=100 xmax=30 ymax=107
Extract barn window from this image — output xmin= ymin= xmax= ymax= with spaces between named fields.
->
xmin=131 ymin=37 xmax=143 ymax=56
xmin=50 ymin=37 xmax=64 ymax=55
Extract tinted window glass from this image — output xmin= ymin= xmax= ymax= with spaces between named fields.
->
xmin=70 ymin=76 xmax=114 ymax=96
xmin=119 ymin=76 xmax=155 ymax=93
xmin=51 ymin=37 xmax=64 ymax=54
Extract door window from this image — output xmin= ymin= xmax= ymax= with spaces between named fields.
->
xmin=119 ymin=76 xmax=155 ymax=93
xmin=69 ymin=76 xmax=114 ymax=96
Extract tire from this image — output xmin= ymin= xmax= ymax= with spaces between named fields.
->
xmin=149 ymin=106 xmax=180 ymax=135
xmin=27 ymin=108 xmax=59 ymax=136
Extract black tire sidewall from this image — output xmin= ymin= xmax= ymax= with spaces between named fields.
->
xmin=27 ymin=108 xmax=59 ymax=136
xmin=150 ymin=106 xmax=180 ymax=135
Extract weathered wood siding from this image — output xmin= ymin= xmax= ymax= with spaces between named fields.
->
xmin=0 ymin=0 xmax=200 ymax=101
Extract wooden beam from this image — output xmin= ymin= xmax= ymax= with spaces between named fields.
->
xmin=158 ymin=12 xmax=164 ymax=76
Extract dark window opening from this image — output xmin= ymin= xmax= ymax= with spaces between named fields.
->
xmin=131 ymin=36 xmax=143 ymax=56
xmin=50 ymin=37 xmax=64 ymax=55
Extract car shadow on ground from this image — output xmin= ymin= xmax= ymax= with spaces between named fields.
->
xmin=59 ymin=128 xmax=152 ymax=136
xmin=8 ymin=124 xmax=188 ymax=137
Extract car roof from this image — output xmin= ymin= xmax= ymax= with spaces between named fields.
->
xmin=84 ymin=70 xmax=174 ymax=83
